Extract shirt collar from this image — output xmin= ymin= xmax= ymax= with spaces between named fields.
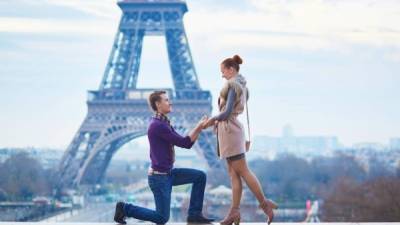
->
xmin=153 ymin=112 xmax=171 ymax=125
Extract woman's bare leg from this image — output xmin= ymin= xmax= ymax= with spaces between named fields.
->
xmin=230 ymin=158 xmax=265 ymax=203
xmin=227 ymin=160 xmax=243 ymax=208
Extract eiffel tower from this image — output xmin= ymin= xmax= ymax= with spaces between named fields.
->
xmin=58 ymin=0 xmax=221 ymax=190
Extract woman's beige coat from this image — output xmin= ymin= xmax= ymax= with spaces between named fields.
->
xmin=216 ymin=74 xmax=248 ymax=159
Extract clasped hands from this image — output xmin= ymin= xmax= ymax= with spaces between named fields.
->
xmin=196 ymin=116 xmax=218 ymax=131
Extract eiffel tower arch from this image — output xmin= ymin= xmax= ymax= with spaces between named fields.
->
xmin=57 ymin=0 xmax=222 ymax=190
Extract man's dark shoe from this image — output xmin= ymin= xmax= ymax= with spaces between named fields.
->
xmin=114 ymin=202 xmax=127 ymax=224
xmin=187 ymin=214 xmax=215 ymax=223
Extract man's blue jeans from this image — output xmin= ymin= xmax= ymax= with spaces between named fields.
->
xmin=123 ymin=168 xmax=206 ymax=224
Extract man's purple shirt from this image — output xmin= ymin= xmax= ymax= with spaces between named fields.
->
xmin=148 ymin=117 xmax=195 ymax=172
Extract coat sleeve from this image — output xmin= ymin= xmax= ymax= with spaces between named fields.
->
xmin=212 ymin=88 xmax=236 ymax=121
xmin=156 ymin=123 xmax=194 ymax=149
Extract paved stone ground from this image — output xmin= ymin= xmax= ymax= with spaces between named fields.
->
xmin=1 ymin=223 xmax=400 ymax=225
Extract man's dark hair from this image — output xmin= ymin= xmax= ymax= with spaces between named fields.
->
xmin=148 ymin=90 xmax=166 ymax=111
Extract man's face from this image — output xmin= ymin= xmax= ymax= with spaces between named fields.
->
xmin=156 ymin=93 xmax=172 ymax=114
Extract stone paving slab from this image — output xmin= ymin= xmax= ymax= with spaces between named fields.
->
xmin=1 ymin=223 xmax=400 ymax=225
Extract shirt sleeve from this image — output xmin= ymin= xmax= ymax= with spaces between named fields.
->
xmin=212 ymin=88 xmax=236 ymax=121
xmin=156 ymin=123 xmax=194 ymax=149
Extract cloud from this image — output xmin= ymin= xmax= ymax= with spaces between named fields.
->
xmin=0 ymin=0 xmax=119 ymax=35
xmin=385 ymin=51 xmax=400 ymax=63
xmin=2 ymin=0 xmax=399 ymax=52
xmin=41 ymin=0 xmax=119 ymax=19
xmin=0 ymin=17 xmax=116 ymax=35
xmin=185 ymin=0 xmax=400 ymax=51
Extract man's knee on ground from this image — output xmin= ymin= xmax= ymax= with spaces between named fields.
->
xmin=156 ymin=214 xmax=170 ymax=224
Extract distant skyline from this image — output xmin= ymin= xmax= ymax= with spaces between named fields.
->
xmin=1 ymin=0 xmax=400 ymax=148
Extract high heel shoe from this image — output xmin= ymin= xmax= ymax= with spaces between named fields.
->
xmin=220 ymin=207 xmax=241 ymax=225
xmin=259 ymin=198 xmax=278 ymax=225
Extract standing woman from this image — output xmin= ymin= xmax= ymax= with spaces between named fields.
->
xmin=204 ymin=55 xmax=278 ymax=225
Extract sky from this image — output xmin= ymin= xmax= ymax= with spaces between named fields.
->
xmin=0 ymin=0 xmax=400 ymax=149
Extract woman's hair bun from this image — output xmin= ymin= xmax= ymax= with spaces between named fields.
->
xmin=232 ymin=55 xmax=243 ymax=64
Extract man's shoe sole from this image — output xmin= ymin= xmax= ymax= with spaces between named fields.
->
xmin=114 ymin=202 xmax=126 ymax=224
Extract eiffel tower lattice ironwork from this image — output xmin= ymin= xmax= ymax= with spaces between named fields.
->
xmin=58 ymin=0 xmax=221 ymax=190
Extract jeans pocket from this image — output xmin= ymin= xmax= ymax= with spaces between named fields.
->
xmin=148 ymin=175 xmax=169 ymax=190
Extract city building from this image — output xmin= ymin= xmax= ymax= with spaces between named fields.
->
xmin=389 ymin=138 xmax=400 ymax=150
xmin=251 ymin=125 xmax=340 ymax=160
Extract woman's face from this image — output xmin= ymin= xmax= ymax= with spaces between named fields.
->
xmin=220 ymin=64 xmax=237 ymax=80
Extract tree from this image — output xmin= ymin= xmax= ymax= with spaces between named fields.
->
xmin=0 ymin=152 xmax=51 ymax=200
xmin=0 ymin=188 xmax=8 ymax=201
xmin=250 ymin=154 xmax=314 ymax=201
xmin=322 ymin=176 xmax=400 ymax=221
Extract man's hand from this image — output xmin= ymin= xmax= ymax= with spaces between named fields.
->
xmin=189 ymin=115 xmax=209 ymax=142
xmin=196 ymin=115 xmax=208 ymax=130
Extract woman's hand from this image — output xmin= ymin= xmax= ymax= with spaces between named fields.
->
xmin=203 ymin=118 xmax=216 ymax=129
